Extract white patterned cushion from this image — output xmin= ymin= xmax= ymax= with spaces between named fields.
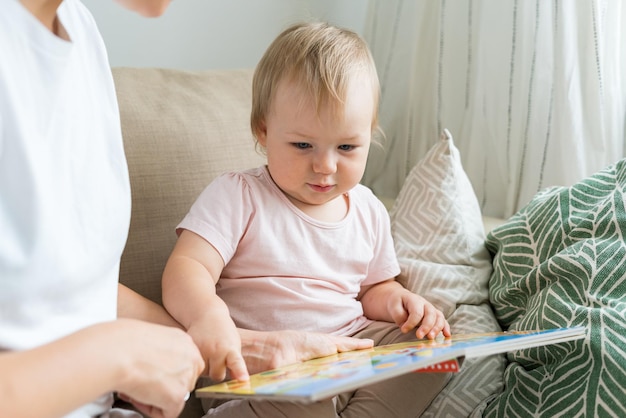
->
xmin=390 ymin=130 xmax=505 ymax=417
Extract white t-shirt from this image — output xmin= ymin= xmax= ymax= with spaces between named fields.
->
xmin=178 ymin=166 xmax=401 ymax=336
xmin=0 ymin=0 xmax=130 ymax=373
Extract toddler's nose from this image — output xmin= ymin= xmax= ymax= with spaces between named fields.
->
xmin=313 ymin=151 xmax=337 ymax=174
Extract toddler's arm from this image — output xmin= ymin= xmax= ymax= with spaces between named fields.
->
xmin=162 ymin=230 xmax=249 ymax=382
xmin=358 ymin=279 xmax=451 ymax=339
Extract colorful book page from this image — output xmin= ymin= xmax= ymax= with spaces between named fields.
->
xmin=196 ymin=327 xmax=586 ymax=403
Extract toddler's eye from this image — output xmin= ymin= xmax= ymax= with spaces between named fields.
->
xmin=293 ymin=142 xmax=311 ymax=149
xmin=338 ymin=144 xmax=355 ymax=151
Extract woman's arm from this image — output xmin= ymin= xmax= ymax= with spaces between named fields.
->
xmin=118 ymin=283 xmax=182 ymax=328
xmin=0 ymin=319 xmax=204 ymax=418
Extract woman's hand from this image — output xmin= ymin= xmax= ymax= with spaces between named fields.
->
xmin=0 ymin=319 xmax=204 ymax=418
xmin=110 ymin=319 xmax=205 ymax=418
xmin=238 ymin=329 xmax=374 ymax=374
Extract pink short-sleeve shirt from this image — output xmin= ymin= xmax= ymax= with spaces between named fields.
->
xmin=177 ymin=166 xmax=400 ymax=336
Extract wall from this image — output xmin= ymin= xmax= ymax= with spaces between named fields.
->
xmin=83 ymin=0 xmax=369 ymax=70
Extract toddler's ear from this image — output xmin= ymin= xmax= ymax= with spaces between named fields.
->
xmin=255 ymin=121 xmax=268 ymax=147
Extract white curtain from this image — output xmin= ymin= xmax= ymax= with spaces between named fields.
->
xmin=362 ymin=0 xmax=626 ymax=219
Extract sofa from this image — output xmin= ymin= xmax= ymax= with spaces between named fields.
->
xmin=113 ymin=67 xmax=626 ymax=418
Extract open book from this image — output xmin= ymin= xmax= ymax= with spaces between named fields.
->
xmin=196 ymin=327 xmax=586 ymax=403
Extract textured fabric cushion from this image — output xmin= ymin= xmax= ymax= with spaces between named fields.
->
xmin=390 ymin=130 xmax=505 ymax=417
xmin=113 ymin=68 xmax=265 ymax=304
xmin=484 ymin=159 xmax=626 ymax=417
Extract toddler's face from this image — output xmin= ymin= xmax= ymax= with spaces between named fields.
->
xmin=257 ymin=74 xmax=374 ymax=217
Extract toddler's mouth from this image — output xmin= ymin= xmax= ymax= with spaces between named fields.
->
xmin=309 ymin=183 xmax=335 ymax=193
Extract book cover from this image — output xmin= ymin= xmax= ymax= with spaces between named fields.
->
xmin=196 ymin=327 xmax=586 ymax=403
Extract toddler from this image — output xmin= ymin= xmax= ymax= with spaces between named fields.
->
xmin=162 ymin=21 xmax=451 ymax=418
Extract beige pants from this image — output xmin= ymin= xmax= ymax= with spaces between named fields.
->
xmin=202 ymin=321 xmax=452 ymax=418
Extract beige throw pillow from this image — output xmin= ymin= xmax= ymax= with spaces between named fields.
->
xmin=390 ymin=129 xmax=492 ymax=316
xmin=389 ymin=130 xmax=504 ymax=416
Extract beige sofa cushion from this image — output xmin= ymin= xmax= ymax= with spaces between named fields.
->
xmin=113 ymin=67 xmax=265 ymax=304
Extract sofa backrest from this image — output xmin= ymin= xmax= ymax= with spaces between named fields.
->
xmin=113 ymin=67 xmax=265 ymax=304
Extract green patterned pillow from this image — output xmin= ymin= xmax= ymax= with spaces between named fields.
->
xmin=484 ymin=159 xmax=626 ymax=417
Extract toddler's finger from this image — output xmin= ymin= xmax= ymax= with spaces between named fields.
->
xmin=442 ymin=319 xmax=451 ymax=337
xmin=208 ymin=360 xmax=228 ymax=382
xmin=228 ymin=353 xmax=250 ymax=382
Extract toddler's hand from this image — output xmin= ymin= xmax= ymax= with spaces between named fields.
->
xmin=388 ymin=290 xmax=451 ymax=339
xmin=189 ymin=314 xmax=249 ymax=382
